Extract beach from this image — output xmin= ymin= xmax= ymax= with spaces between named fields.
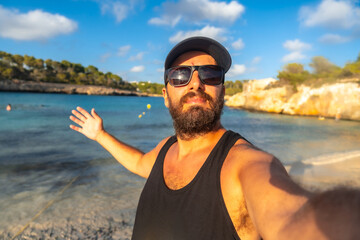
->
xmin=1 ymin=92 xmax=359 ymax=239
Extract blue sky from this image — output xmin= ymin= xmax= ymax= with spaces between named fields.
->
xmin=1 ymin=0 xmax=359 ymax=84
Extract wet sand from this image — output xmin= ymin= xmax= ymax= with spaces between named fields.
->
xmin=2 ymin=159 xmax=360 ymax=239
xmin=1 ymin=164 xmax=145 ymax=240
xmin=3 ymin=161 xmax=359 ymax=239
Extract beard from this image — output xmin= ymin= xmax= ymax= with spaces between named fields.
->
xmin=167 ymin=89 xmax=224 ymax=140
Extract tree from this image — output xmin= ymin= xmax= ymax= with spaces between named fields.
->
xmin=73 ymin=63 xmax=85 ymax=73
xmin=277 ymin=63 xmax=310 ymax=89
xmin=224 ymin=80 xmax=243 ymax=95
xmin=0 ymin=51 xmax=10 ymax=58
xmin=309 ymin=56 xmax=339 ymax=75
xmin=61 ymin=60 xmax=72 ymax=70
xmin=35 ymin=58 xmax=44 ymax=69
xmin=13 ymin=55 xmax=24 ymax=68
xmin=56 ymin=72 xmax=69 ymax=83
xmin=45 ymin=59 xmax=53 ymax=71
xmin=86 ymin=65 xmax=98 ymax=74
xmin=284 ymin=63 xmax=305 ymax=74
xmin=24 ymin=55 xmax=37 ymax=68
xmin=51 ymin=61 xmax=63 ymax=72
xmin=1 ymin=68 xmax=14 ymax=79
xmin=342 ymin=59 xmax=360 ymax=77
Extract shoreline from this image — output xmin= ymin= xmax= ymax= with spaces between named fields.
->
xmin=0 ymin=79 xmax=163 ymax=97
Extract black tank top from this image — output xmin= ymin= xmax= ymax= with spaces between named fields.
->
xmin=132 ymin=130 xmax=245 ymax=240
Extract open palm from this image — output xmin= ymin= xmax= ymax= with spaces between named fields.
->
xmin=69 ymin=107 xmax=104 ymax=141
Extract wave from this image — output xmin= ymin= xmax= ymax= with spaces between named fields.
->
xmin=301 ymin=150 xmax=360 ymax=166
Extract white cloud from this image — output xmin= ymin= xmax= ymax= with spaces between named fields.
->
xmin=117 ymin=45 xmax=131 ymax=56
xmin=169 ymin=25 xmax=227 ymax=43
xmin=99 ymin=53 xmax=111 ymax=62
xmin=129 ymin=52 xmax=145 ymax=61
xmin=0 ymin=6 xmax=77 ymax=41
xmin=101 ymin=2 xmax=128 ymax=22
xmin=252 ymin=56 xmax=262 ymax=64
xmin=130 ymin=65 xmax=145 ymax=72
xmin=299 ymin=0 xmax=360 ymax=29
xmin=282 ymin=51 xmax=306 ymax=62
xmin=149 ymin=0 xmax=245 ymax=27
xmin=99 ymin=0 xmax=144 ymax=23
xmin=232 ymin=38 xmax=244 ymax=50
xmin=227 ymin=64 xmax=246 ymax=77
xmin=282 ymin=39 xmax=311 ymax=62
xmin=148 ymin=15 xmax=181 ymax=27
xmin=283 ymin=39 xmax=311 ymax=52
xmin=319 ymin=33 xmax=351 ymax=43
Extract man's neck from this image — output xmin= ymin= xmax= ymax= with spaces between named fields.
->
xmin=175 ymin=124 xmax=226 ymax=160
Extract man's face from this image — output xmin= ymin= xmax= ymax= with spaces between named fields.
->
xmin=163 ymin=51 xmax=225 ymax=140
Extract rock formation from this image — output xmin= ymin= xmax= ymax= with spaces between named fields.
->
xmin=226 ymin=78 xmax=360 ymax=121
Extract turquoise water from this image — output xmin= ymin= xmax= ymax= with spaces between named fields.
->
xmin=0 ymin=92 xmax=360 ymax=238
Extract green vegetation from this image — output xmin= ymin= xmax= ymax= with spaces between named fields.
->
xmin=277 ymin=53 xmax=360 ymax=90
xmin=224 ymin=80 xmax=244 ymax=95
xmin=0 ymin=51 xmax=136 ymax=91
xmin=132 ymin=81 xmax=164 ymax=95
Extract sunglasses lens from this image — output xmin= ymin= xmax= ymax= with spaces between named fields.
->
xmin=166 ymin=65 xmax=224 ymax=86
xmin=167 ymin=67 xmax=191 ymax=86
xmin=199 ymin=66 xmax=223 ymax=85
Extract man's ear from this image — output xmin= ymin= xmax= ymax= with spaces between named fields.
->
xmin=162 ymin=87 xmax=169 ymax=108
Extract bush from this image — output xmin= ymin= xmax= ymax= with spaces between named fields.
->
xmin=224 ymin=80 xmax=243 ymax=95
xmin=277 ymin=63 xmax=311 ymax=90
xmin=132 ymin=82 xmax=164 ymax=95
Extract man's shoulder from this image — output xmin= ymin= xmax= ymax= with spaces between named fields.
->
xmin=226 ymin=138 xmax=275 ymax=167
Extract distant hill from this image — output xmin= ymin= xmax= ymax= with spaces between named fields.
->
xmin=0 ymin=51 xmax=137 ymax=91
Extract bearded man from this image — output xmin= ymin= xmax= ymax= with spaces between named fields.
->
xmin=70 ymin=36 xmax=360 ymax=240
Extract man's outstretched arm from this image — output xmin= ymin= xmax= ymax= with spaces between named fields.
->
xmin=237 ymin=147 xmax=360 ymax=240
xmin=69 ymin=106 xmax=166 ymax=178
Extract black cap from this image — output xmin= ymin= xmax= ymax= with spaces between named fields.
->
xmin=164 ymin=36 xmax=232 ymax=73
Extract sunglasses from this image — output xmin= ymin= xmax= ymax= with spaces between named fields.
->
xmin=165 ymin=65 xmax=224 ymax=87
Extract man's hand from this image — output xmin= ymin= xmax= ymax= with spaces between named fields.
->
xmin=69 ymin=106 xmax=104 ymax=141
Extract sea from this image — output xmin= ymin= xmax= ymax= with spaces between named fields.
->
xmin=1 ymin=91 xmax=360 ymax=239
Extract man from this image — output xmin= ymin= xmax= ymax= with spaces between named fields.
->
xmin=70 ymin=36 xmax=359 ymax=240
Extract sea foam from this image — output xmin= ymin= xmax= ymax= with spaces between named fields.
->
xmin=302 ymin=150 xmax=360 ymax=166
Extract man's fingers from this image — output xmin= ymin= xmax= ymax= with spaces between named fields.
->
xmin=72 ymin=109 xmax=87 ymax=121
xmin=77 ymin=106 xmax=92 ymax=119
xmin=69 ymin=124 xmax=82 ymax=133
xmin=69 ymin=115 xmax=84 ymax=126
xmin=91 ymin=108 xmax=101 ymax=120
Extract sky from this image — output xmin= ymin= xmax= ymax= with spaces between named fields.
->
xmin=0 ymin=0 xmax=360 ymax=84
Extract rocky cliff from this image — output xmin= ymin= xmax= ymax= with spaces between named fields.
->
xmin=0 ymin=79 xmax=147 ymax=96
xmin=226 ymin=78 xmax=360 ymax=121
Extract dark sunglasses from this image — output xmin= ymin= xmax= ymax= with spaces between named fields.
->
xmin=165 ymin=65 xmax=224 ymax=87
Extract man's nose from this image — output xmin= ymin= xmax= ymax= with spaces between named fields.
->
xmin=188 ymin=70 xmax=205 ymax=91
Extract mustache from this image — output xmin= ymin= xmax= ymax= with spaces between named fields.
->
xmin=180 ymin=91 xmax=213 ymax=105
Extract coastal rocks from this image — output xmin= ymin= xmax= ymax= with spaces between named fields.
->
xmin=0 ymin=79 xmax=146 ymax=96
xmin=226 ymin=79 xmax=360 ymax=121
xmin=283 ymin=83 xmax=360 ymax=120
xmin=226 ymin=78 xmax=295 ymax=113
